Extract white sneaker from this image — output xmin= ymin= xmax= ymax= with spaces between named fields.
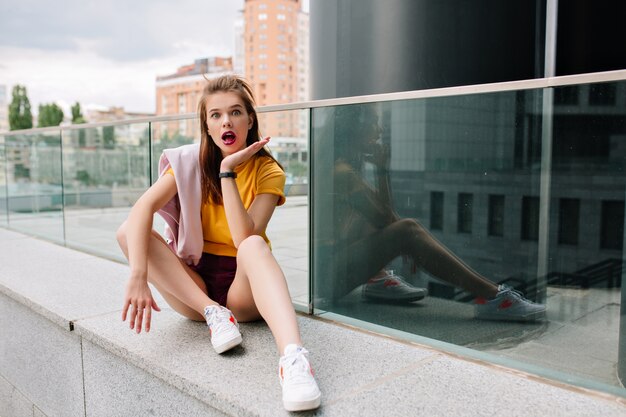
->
xmin=475 ymin=285 xmax=546 ymax=322
xmin=362 ymin=270 xmax=428 ymax=302
xmin=279 ymin=344 xmax=321 ymax=411
xmin=203 ymin=305 xmax=242 ymax=354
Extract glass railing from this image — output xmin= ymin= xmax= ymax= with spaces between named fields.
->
xmin=311 ymin=79 xmax=626 ymax=397
xmin=1 ymin=73 xmax=625 ymax=397
xmin=0 ymin=109 xmax=310 ymax=309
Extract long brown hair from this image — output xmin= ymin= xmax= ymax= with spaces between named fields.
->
xmin=198 ymin=75 xmax=282 ymax=204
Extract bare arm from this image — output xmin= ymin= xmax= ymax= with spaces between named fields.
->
xmin=125 ymin=174 xmax=179 ymax=278
xmin=335 ymin=160 xmax=398 ymax=227
xmin=121 ymin=173 xmax=178 ymax=332
xmin=219 ymin=137 xmax=279 ymax=247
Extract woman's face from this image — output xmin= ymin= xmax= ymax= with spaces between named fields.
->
xmin=205 ymin=91 xmax=253 ymax=156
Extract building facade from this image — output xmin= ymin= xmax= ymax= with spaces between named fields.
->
xmin=239 ymin=0 xmax=308 ymax=138
xmin=155 ymin=57 xmax=233 ymax=141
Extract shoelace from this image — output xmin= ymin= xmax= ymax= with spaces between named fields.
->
xmin=281 ymin=348 xmax=312 ymax=386
xmin=206 ymin=307 xmax=237 ymax=333
xmin=370 ymin=270 xmax=410 ymax=286
xmin=498 ymin=285 xmax=525 ymax=301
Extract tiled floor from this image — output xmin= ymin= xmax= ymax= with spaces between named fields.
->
xmin=2 ymin=195 xmax=624 ymax=391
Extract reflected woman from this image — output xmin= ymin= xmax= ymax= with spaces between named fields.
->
xmin=316 ymin=104 xmax=546 ymax=321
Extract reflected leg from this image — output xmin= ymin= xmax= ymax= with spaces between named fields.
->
xmin=339 ymin=218 xmax=498 ymax=299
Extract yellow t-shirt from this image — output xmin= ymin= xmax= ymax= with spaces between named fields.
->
xmin=166 ymin=155 xmax=285 ymax=257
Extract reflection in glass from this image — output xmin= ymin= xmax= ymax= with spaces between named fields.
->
xmin=312 ymin=82 xmax=626 ymax=391
xmin=313 ymin=95 xmax=545 ymax=313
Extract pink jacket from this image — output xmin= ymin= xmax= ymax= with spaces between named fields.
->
xmin=157 ymin=143 xmax=203 ymax=266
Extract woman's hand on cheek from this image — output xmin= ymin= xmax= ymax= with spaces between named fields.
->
xmin=221 ymin=137 xmax=271 ymax=172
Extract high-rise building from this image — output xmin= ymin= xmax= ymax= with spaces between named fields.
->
xmin=239 ymin=0 xmax=308 ymax=139
xmin=155 ymin=57 xmax=233 ymax=141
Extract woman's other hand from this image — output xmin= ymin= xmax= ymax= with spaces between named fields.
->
xmin=122 ymin=274 xmax=161 ymax=333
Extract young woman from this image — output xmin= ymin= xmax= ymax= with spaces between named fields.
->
xmin=116 ymin=75 xmax=321 ymax=412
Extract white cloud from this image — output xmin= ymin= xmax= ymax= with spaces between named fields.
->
xmin=0 ymin=0 xmax=243 ymax=113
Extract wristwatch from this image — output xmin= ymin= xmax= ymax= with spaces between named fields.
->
xmin=219 ymin=171 xmax=237 ymax=179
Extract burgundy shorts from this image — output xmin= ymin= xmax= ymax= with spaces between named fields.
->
xmin=191 ymin=253 xmax=237 ymax=306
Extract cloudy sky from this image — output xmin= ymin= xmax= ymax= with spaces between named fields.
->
xmin=0 ymin=0 xmax=244 ymax=114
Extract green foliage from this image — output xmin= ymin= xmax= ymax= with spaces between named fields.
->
xmin=13 ymin=163 xmax=30 ymax=179
xmin=71 ymin=102 xmax=86 ymax=124
xmin=8 ymin=85 xmax=33 ymax=130
xmin=75 ymin=170 xmax=93 ymax=185
xmin=38 ymin=103 xmax=64 ymax=127
xmin=102 ymin=125 xmax=115 ymax=149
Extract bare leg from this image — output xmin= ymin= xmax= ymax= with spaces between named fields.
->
xmin=338 ymin=218 xmax=499 ymax=299
xmin=226 ymin=235 xmax=302 ymax=354
xmin=117 ymin=221 xmax=218 ymax=321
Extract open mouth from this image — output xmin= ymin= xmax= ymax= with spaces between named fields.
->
xmin=221 ymin=131 xmax=236 ymax=145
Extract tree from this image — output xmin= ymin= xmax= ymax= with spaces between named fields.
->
xmin=71 ymin=102 xmax=86 ymax=124
xmin=103 ymin=125 xmax=115 ymax=149
xmin=37 ymin=103 xmax=64 ymax=127
xmin=8 ymin=85 xmax=33 ymax=130
xmin=71 ymin=102 xmax=87 ymax=147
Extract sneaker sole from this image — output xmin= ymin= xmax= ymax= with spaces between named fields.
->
xmin=283 ymin=393 xmax=321 ymax=411
xmin=213 ymin=334 xmax=243 ymax=354
xmin=362 ymin=289 xmax=428 ymax=302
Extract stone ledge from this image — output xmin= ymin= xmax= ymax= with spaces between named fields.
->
xmin=1 ymin=228 xmax=625 ymax=417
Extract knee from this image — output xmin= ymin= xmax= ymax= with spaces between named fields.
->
xmin=396 ymin=218 xmax=427 ymax=239
xmin=116 ymin=221 xmax=128 ymax=251
xmin=236 ymin=235 xmax=270 ymax=261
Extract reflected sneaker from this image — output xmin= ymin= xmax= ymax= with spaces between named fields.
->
xmin=475 ymin=285 xmax=546 ymax=322
xmin=203 ymin=305 xmax=243 ymax=354
xmin=362 ymin=270 xmax=428 ymax=302
xmin=279 ymin=344 xmax=321 ymax=411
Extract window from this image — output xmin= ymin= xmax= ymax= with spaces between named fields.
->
xmin=488 ymin=195 xmax=505 ymax=237
xmin=278 ymin=14 xmax=286 ymax=20
xmin=457 ymin=193 xmax=473 ymax=233
xmin=521 ymin=196 xmax=539 ymax=241
xmin=430 ymin=192 xmax=444 ymax=231
xmin=601 ymin=200 xmax=624 ymax=250
xmin=177 ymin=93 xmax=186 ymax=113
xmin=589 ymin=83 xmax=616 ymax=106
xmin=554 ymin=86 xmax=579 ymax=105
xmin=558 ymin=198 xmax=580 ymax=245
xmin=258 ymin=13 xmax=267 ymax=20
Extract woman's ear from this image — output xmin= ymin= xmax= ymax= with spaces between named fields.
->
xmin=248 ymin=114 xmax=254 ymax=130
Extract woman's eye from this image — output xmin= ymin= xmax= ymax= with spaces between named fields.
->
xmin=233 ymin=110 xmax=242 ymax=116
xmin=210 ymin=113 xmax=220 ymax=119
